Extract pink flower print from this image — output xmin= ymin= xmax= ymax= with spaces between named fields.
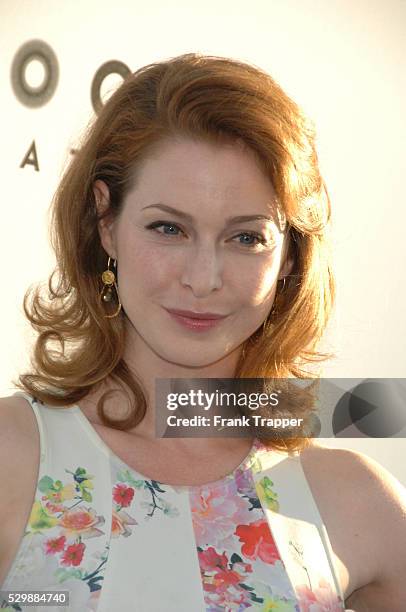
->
xmin=235 ymin=519 xmax=281 ymax=564
xmin=191 ymin=486 xmax=252 ymax=546
xmin=44 ymin=535 xmax=66 ymax=555
xmin=60 ymin=542 xmax=85 ymax=567
xmin=235 ymin=466 xmax=256 ymax=498
xmin=297 ymin=579 xmax=344 ymax=611
xmin=59 ymin=507 xmax=105 ymax=539
xmin=113 ymin=483 xmax=135 ymax=508
xmin=205 ymin=584 xmax=252 ymax=609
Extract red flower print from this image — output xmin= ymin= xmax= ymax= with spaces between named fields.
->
xmin=197 ymin=546 xmax=254 ymax=608
xmin=212 ymin=567 xmax=242 ymax=591
xmin=44 ymin=535 xmax=66 ymax=555
xmin=60 ymin=542 xmax=85 ymax=567
xmin=235 ymin=519 xmax=280 ymax=564
xmin=113 ymin=483 xmax=135 ymax=507
xmin=198 ymin=547 xmax=228 ymax=572
xmin=198 ymin=549 xmax=243 ymax=594
xmin=45 ymin=501 xmax=65 ymax=514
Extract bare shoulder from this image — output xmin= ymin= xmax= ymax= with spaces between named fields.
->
xmin=0 ymin=394 xmax=40 ymax=463
xmin=300 ymin=442 xmax=406 ymax=610
xmin=300 ymin=441 xmax=406 ymax=516
xmin=0 ymin=394 xmax=40 ymax=585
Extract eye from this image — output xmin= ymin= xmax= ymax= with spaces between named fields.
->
xmin=146 ymin=221 xmax=185 ymax=237
xmin=233 ymin=232 xmax=267 ymax=248
xmin=145 ymin=222 xmax=268 ymax=249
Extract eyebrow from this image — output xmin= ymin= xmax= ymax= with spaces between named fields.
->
xmin=141 ymin=203 xmax=275 ymax=224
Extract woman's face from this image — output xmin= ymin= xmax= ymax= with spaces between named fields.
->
xmin=96 ymin=136 xmax=293 ymax=369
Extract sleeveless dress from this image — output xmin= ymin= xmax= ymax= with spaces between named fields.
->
xmin=1 ymin=392 xmax=347 ymax=611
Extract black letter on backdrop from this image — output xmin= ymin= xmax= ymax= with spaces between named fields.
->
xmin=20 ymin=141 xmax=39 ymax=171
xmin=91 ymin=60 xmax=131 ymax=114
xmin=11 ymin=39 xmax=59 ymax=108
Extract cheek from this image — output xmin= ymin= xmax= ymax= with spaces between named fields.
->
xmin=233 ymin=258 xmax=280 ymax=307
xmin=117 ymin=241 xmax=180 ymax=293
xmin=116 ymin=231 xmax=282 ymax=306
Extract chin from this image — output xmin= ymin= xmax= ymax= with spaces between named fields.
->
xmin=154 ymin=343 xmax=233 ymax=369
xmin=161 ymin=352 xmax=225 ymax=369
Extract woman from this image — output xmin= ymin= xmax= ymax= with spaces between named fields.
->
xmin=0 ymin=53 xmax=405 ymax=611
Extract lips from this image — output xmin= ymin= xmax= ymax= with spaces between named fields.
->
xmin=165 ymin=308 xmax=228 ymax=320
xmin=164 ymin=307 xmax=229 ymax=332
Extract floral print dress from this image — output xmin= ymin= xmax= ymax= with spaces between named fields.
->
xmin=1 ymin=393 xmax=346 ymax=611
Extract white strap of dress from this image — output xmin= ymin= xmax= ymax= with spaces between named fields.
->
xmin=252 ymin=447 xmax=346 ymax=608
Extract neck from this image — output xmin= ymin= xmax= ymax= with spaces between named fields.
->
xmin=120 ymin=326 xmax=243 ymax=440
xmin=80 ymin=320 xmax=244 ymax=445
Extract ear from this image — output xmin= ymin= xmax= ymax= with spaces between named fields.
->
xmin=278 ymin=233 xmax=295 ymax=281
xmin=93 ymin=180 xmax=118 ymax=260
xmin=278 ymin=256 xmax=294 ymax=280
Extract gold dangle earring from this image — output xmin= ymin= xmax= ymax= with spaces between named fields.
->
xmin=100 ymin=257 xmax=122 ymax=318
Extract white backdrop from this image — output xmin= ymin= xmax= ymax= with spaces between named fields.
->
xmin=1 ymin=0 xmax=405 ymax=484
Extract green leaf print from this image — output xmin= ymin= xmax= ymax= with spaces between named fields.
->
xmin=28 ymin=501 xmax=59 ymax=531
xmin=55 ymin=567 xmax=84 ymax=582
xmin=239 ymin=583 xmax=255 ymax=591
xmin=159 ymin=498 xmax=180 ymax=517
xmin=81 ymin=489 xmax=92 ymax=503
xmin=249 ymin=593 xmax=264 ymax=604
xmin=257 ymin=476 xmax=280 ymax=512
xmin=65 ymin=466 xmax=94 ymax=485
xmin=73 ymin=467 xmax=88 ymax=481
xmin=63 ymin=467 xmax=95 ymax=502
xmin=260 ymin=596 xmax=297 ymax=611
xmin=0 ymin=602 xmax=23 ymax=611
xmin=38 ymin=475 xmax=54 ymax=493
xmin=87 ymin=575 xmax=103 ymax=592
xmin=151 ymin=480 xmax=166 ymax=493
xmin=116 ymin=469 xmax=144 ymax=488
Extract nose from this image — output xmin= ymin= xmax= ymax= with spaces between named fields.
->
xmin=180 ymin=242 xmax=223 ymax=297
